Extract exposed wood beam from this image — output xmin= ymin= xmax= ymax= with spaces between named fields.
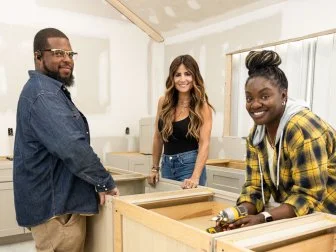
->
xmin=106 ymin=0 xmax=164 ymax=43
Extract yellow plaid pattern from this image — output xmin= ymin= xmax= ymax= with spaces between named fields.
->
xmin=237 ymin=109 xmax=336 ymax=216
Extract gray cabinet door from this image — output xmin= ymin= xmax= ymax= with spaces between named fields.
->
xmin=206 ymin=165 xmax=245 ymax=194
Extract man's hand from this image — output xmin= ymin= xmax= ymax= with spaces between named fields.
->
xmin=181 ymin=177 xmax=199 ymax=189
xmin=98 ymin=187 xmax=120 ymax=205
xmin=148 ymin=171 xmax=160 ymax=186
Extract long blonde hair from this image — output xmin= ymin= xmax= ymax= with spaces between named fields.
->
xmin=160 ymin=55 xmax=214 ymax=142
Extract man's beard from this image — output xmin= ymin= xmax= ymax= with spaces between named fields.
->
xmin=43 ymin=61 xmax=75 ymax=87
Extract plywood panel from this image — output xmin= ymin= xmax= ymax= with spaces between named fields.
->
xmin=123 ymin=217 xmax=198 ymax=252
xmin=267 ymin=232 xmax=334 ymax=252
xmin=151 ymin=201 xmax=229 ymax=221
xmin=114 ymin=197 xmax=213 ymax=252
xmin=119 ymin=188 xmax=213 ymax=204
xmin=215 ymin=213 xmax=336 ymax=252
xmin=85 ymin=179 xmax=190 ymax=252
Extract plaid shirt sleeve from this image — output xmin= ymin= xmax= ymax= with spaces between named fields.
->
xmin=283 ymin=116 xmax=329 ymax=216
xmin=237 ymin=135 xmax=270 ymax=213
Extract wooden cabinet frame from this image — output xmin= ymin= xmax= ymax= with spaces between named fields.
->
xmin=112 ymin=188 xmax=239 ymax=252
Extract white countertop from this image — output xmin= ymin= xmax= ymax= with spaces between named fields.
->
xmin=0 ymin=160 xmax=13 ymax=169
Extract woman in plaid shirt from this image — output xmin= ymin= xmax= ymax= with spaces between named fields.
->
xmin=229 ymin=50 xmax=336 ymax=229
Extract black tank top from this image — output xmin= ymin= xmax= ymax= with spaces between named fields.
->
xmin=158 ymin=117 xmax=198 ymax=155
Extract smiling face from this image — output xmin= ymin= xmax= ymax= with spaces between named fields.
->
xmin=36 ymin=37 xmax=74 ymax=87
xmin=245 ymin=76 xmax=287 ymax=129
xmin=174 ymin=64 xmax=193 ymax=94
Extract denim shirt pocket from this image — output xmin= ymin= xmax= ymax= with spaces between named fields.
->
xmin=72 ymin=109 xmax=81 ymax=120
xmin=72 ymin=109 xmax=83 ymax=128
xmin=68 ymin=102 xmax=89 ymax=137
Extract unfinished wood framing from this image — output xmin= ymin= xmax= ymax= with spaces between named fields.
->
xmin=228 ymin=28 xmax=336 ymax=55
xmin=151 ymin=201 xmax=229 ymax=222
xmin=224 ymin=54 xmax=232 ymax=136
xmin=114 ymin=209 xmax=123 ymax=252
xmin=113 ymin=197 xmax=212 ymax=252
xmin=215 ymin=212 xmax=336 ymax=252
xmin=85 ymin=168 xmax=146 ymax=252
xmin=113 ymin=188 xmax=336 ymax=252
xmin=85 ymin=173 xmax=183 ymax=252
xmin=119 ymin=187 xmax=214 ymax=206
xmin=113 ymin=188 xmax=240 ymax=252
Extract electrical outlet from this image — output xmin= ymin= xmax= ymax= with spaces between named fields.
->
xmin=125 ymin=127 xmax=130 ymax=135
xmin=8 ymin=128 xmax=13 ymax=136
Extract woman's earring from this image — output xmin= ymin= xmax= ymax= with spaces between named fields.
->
xmin=282 ymin=101 xmax=286 ymax=106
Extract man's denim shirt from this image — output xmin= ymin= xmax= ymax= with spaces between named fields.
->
xmin=14 ymin=71 xmax=115 ymax=227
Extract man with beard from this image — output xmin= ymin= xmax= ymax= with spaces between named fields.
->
xmin=13 ymin=28 xmax=119 ymax=252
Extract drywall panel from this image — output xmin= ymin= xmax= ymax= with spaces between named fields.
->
xmin=0 ymin=0 xmax=164 ymax=156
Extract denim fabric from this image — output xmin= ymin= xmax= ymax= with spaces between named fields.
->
xmin=14 ymin=71 xmax=115 ymax=227
xmin=161 ymin=150 xmax=207 ymax=186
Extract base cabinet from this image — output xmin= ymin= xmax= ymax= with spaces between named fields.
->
xmin=0 ymin=160 xmax=25 ymax=239
xmin=113 ymin=189 xmax=336 ymax=252
xmin=112 ymin=188 xmax=236 ymax=252
xmin=105 ymin=152 xmax=152 ymax=175
xmin=85 ymin=171 xmax=239 ymax=252
xmin=85 ymin=168 xmax=183 ymax=252
xmin=0 ymin=182 xmax=24 ymax=237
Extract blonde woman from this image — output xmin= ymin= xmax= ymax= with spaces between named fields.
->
xmin=149 ymin=55 xmax=214 ymax=189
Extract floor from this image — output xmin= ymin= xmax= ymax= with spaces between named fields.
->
xmin=0 ymin=240 xmax=35 ymax=252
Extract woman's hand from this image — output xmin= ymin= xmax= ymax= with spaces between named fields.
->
xmin=181 ymin=177 xmax=199 ymax=189
xmin=148 ymin=170 xmax=160 ymax=186
xmin=224 ymin=215 xmax=264 ymax=230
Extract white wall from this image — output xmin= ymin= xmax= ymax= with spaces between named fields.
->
xmin=163 ymin=0 xmax=336 ymax=138
xmin=0 ymin=0 xmax=165 ymax=158
xmin=4 ymin=0 xmax=335 ymax=159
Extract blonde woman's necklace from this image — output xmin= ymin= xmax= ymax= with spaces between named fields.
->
xmin=176 ymin=102 xmax=189 ymax=120
xmin=178 ymin=100 xmax=190 ymax=107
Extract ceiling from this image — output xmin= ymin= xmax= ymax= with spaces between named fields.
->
xmin=120 ymin=0 xmax=267 ymax=36
xmin=37 ymin=0 xmax=284 ymax=38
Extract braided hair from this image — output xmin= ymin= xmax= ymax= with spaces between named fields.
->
xmin=245 ymin=50 xmax=288 ymax=90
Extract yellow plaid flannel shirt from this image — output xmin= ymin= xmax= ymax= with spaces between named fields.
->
xmin=237 ymin=109 xmax=336 ymax=216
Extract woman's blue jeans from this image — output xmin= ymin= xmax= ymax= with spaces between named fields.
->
xmin=161 ymin=150 xmax=207 ymax=186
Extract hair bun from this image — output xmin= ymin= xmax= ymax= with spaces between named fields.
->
xmin=245 ymin=50 xmax=281 ymax=75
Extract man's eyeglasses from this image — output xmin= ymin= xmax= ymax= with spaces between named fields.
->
xmin=42 ymin=49 xmax=78 ymax=60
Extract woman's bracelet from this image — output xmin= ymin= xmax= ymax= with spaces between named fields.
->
xmin=151 ymin=166 xmax=160 ymax=173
